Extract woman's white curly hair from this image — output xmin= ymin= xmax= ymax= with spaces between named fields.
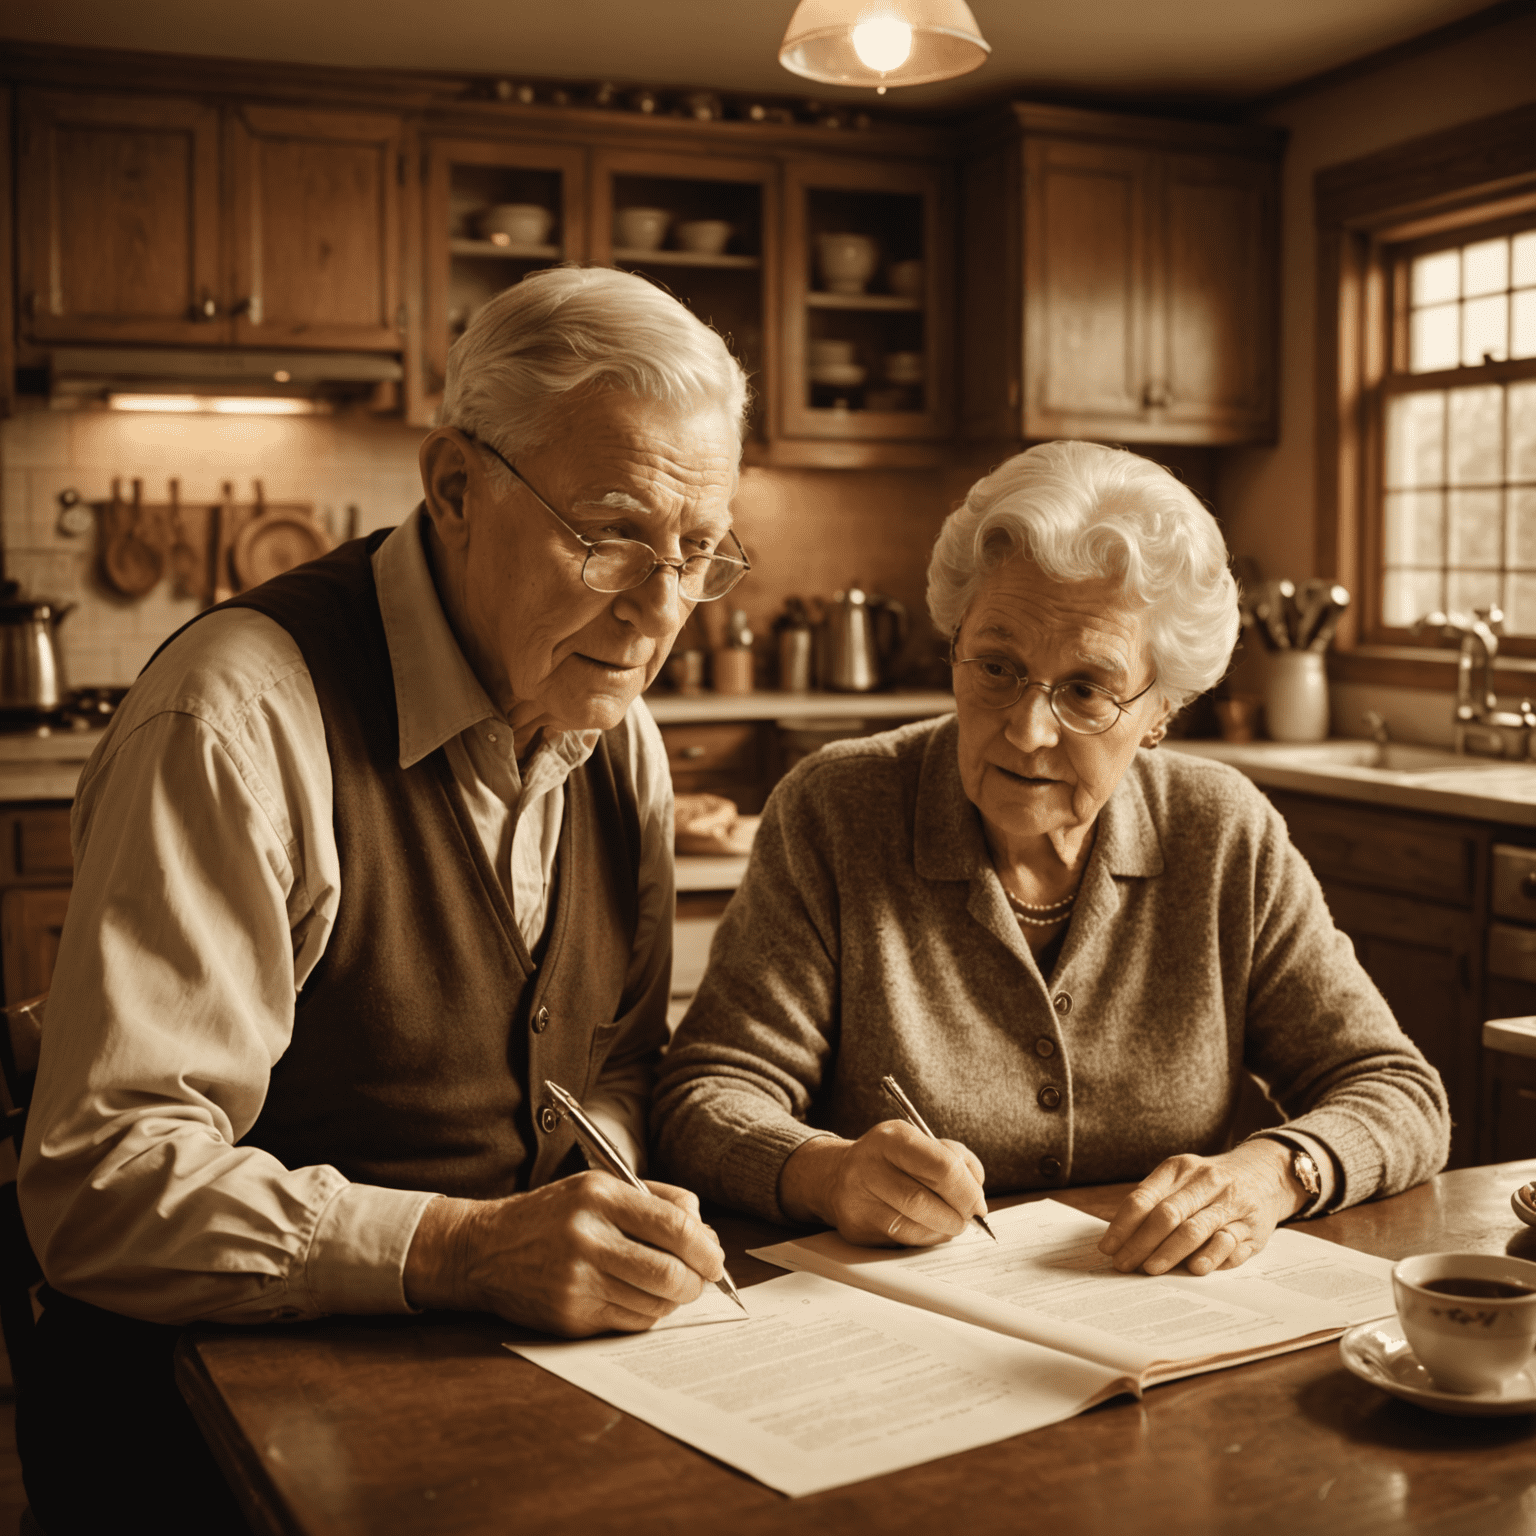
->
xmin=927 ymin=441 xmax=1240 ymax=708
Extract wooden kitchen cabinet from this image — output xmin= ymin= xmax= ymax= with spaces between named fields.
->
xmin=16 ymin=88 xmax=224 ymax=346
xmin=0 ymin=805 xmax=73 ymax=1006
xmin=777 ymin=154 xmax=953 ymax=461
xmin=661 ymin=722 xmax=775 ymax=814
xmin=227 ymin=104 xmax=406 ymax=352
xmin=962 ymin=104 xmax=1281 ymax=446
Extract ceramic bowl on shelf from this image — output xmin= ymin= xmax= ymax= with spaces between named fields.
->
xmin=888 ymin=258 xmax=925 ymax=299
xmin=809 ymin=362 xmax=868 ymax=388
xmin=816 ymin=232 xmax=879 ymax=295
xmin=883 ymin=351 xmax=924 ymax=384
xmin=615 ymin=207 xmax=672 ymax=251
xmin=675 ymin=220 xmax=735 ymax=255
xmin=808 ymin=339 xmax=857 ymax=367
xmin=478 ymin=203 xmax=553 ymax=246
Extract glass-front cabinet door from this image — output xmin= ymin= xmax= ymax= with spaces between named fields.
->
xmin=417 ymin=137 xmax=588 ymax=422
xmin=781 ymin=156 xmax=951 ymax=452
xmin=590 ymin=150 xmax=779 ymax=448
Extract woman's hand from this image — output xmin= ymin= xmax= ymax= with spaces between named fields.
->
xmin=1097 ymin=1140 xmax=1309 ymax=1276
xmin=778 ymin=1122 xmax=989 ymax=1247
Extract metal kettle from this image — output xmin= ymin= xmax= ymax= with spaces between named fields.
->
xmin=0 ymin=585 xmax=74 ymax=712
xmin=821 ymin=583 xmax=908 ymax=692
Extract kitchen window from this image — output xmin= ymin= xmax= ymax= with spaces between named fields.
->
xmin=1316 ymin=103 xmax=1536 ymax=680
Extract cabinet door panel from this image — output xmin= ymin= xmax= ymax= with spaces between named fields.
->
xmin=229 ymin=105 xmax=403 ymax=351
xmin=1 ymin=887 xmax=70 ymax=1005
xmin=1023 ymin=140 xmax=1149 ymax=434
xmin=17 ymin=89 xmax=223 ymax=345
xmin=1156 ymin=155 xmax=1276 ymax=439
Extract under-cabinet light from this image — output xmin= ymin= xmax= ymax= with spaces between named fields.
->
xmin=107 ymin=394 xmax=325 ymax=416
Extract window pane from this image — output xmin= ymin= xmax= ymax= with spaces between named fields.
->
xmin=1510 ymin=382 xmax=1536 ymax=481
xmin=1513 ymin=231 xmax=1536 ymax=289
xmin=1448 ymin=489 xmax=1503 ymax=566
xmin=1514 ymin=289 xmax=1536 ymax=361
xmin=1504 ymin=572 xmax=1536 ymax=635
xmin=1463 ymin=294 xmax=1509 ymax=365
xmin=1383 ymin=568 xmax=1441 ymax=626
xmin=1510 ymin=488 xmax=1536 ymax=567
xmin=1447 ymin=386 xmax=1504 ymax=484
xmin=1411 ymin=303 xmax=1460 ymax=373
xmin=1385 ymin=392 xmax=1444 ymax=487
xmin=1447 ymin=569 xmax=1500 ymax=613
xmin=1413 ymin=249 xmax=1461 ymax=306
xmin=1385 ymin=489 xmax=1444 ymax=563
xmin=1463 ymin=237 xmax=1509 ymax=297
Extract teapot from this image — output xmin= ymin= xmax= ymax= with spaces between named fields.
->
xmin=820 ymin=584 xmax=907 ymax=692
xmin=0 ymin=584 xmax=74 ymax=713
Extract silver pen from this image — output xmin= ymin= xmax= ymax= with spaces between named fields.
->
xmin=544 ymin=1080 xmax=747 ymax=1314
xmin=880 ymin=1074 xmax=998 ymax=1242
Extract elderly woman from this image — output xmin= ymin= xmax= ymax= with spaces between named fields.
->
xmin=653 ymin=441 xmax=1449 ymax=1278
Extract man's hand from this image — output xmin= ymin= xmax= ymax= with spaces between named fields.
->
xmin=1097 ymin=1140 xmax=1309 ymax=1277
xmin=778 ymin=1122 xmax=988 ymax=1247
xmin=403 ymin=1173 xmax=726 ymax=1337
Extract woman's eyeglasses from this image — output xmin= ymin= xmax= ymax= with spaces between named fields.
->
xmin=475 ymin=438 xmax=750 ymax=602
xmin=949 ymin=645 xmax=1158 ymax=736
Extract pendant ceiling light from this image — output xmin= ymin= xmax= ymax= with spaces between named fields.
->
xmin=778 ymin=0 xmax=990 ymax=93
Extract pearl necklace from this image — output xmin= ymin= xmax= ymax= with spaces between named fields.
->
xmin=1004 ymin=889 xmax=1076 ymax=928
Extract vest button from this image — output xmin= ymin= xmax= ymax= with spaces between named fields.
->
xmin=538 ymin=1104 xmax=559 ymax=1135
xmin=1038 ymin=1085 xmax=1062 ymax=1111
xmin=1035 ymin=1036 xmax=1055 ymax=1057
xmin=532 ymin=1006 xmax=550 ymax=1034
xmin=1053 ymin=992 xmax=1072 ymax=1016
xmin=1038 ymin=1154 xmax=1062 ymax=1179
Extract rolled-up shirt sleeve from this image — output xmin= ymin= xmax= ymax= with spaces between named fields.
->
xmin=20 ymin=641 xmax=433 ymax=1326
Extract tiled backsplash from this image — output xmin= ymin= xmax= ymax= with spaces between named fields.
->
xmin=0 ymin=407 xmax=425 ymax=685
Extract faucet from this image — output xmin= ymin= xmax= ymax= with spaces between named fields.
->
xmin=1412 ymin=606 xmax=1536 ymax=756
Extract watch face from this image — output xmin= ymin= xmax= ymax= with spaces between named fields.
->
xmin=1293 ymin=1150 xmax=1321 ymax=1196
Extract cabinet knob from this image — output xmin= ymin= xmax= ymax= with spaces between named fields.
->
xmin=1520 ymin=871 xmax=1536 ymax=900
xmin=198 ymin=295 xmax=218 ymax=320
xmin=679 ymin=745 xmax=707 ymax=760
xmin=1142 ymin=382 xmax=1172 ymax=410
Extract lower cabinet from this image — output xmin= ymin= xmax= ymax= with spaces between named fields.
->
xmin=0 ymin=805 xmax=73 ymax=1006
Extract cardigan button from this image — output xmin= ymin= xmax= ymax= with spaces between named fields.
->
xmin=1038 ymin=1085 xmax=1062 ymax=1111
xmin=1038 ymin=1154 xmax=1062 ymax=1179
xmin=1053 ymin=992 xmax=1072 ymax=1016
xmin=1034 ymin=1037 xmax=1055 ymax=1057
xmin=532 ymin=1006 xmax=550 ymax=1034
xmin=538 ymin=1104 xmax=560 ymax=1135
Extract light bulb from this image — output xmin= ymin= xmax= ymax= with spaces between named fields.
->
xmin=851 ymin=18 xmax=913 ymax=74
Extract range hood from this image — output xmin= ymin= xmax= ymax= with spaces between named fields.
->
xmin=48 ymin=346 xmax=404 ymax=407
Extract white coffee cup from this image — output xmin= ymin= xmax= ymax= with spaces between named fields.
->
xmin=1392 ymin=1251 xmax=1536 ymax=1393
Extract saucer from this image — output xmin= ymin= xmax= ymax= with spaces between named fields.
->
xmin=1339 ymin=1321 xmax=1536 ymax=1416
xmin=1513 ymin=1183 xmax=1536 ymax=1227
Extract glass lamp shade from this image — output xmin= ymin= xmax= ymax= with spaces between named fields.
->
xmin=778 ymin=0 xmax=990 ymax=89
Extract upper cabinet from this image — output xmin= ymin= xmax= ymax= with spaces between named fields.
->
xmin=16 ymin=88 xmax=406 ymax=352
xmin=227 ymin=105 xmax=405 ymax=351
xmin=17 ymin=90 xmax=223 ymax=346
xmin=963 ymin=105 xmax=1283 ymax=446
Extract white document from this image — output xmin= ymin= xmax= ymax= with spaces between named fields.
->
xmin=750 ymin=1199 xmax=1396 ymax=1384
xmin=506 ymin=1271 xmax=1131 ymax=1498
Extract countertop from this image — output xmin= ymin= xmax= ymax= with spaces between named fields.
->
xmin=0 ymin=726 xmax=102 ymax=802
xmin=645 ymin=688 xmax=955 ymax=725
xmin=1168 ymin=737 xmax=1536 ymax=828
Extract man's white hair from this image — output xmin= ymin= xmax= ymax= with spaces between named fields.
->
xmin=439 ymin=266 xmax=751 ymax=475
xmin=927 ymin=440 xmax=1240 ymax=708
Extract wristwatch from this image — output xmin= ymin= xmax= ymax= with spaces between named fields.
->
xmin=1250 ymin=1134 xmax=1322 ymax=1213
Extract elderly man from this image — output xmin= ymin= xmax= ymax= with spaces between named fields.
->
xmin=18 ymin=267 xmax=749 ymax=1531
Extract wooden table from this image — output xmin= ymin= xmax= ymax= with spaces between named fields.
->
xmin=177 ymin=1161 xmax=1536 ymax=1536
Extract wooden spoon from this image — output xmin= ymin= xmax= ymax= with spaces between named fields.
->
xmin=166 ymin=478 xmax=206 ymax=603
xmin=103 ymin=476 xmax=164 ymax=596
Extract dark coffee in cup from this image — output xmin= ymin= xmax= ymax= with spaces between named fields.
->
xmin=1421 ymin=1277 xmax=1536 ymax=1299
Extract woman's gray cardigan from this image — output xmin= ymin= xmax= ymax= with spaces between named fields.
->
xmin=651 ymin=715 xmax=1450 ymax=1223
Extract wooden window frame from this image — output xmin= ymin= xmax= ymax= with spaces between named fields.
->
xmin=1317 ymin=103 xmax=1536 ymax=692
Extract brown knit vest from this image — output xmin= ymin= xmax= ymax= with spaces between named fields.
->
xmin=165 ymin=533 xmax=642 ymax=1197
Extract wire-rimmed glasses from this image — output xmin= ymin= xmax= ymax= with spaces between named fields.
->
xmin=949 ymin=644 xmax=1158 ymax=736
xmin=475 ymin=438 xmax=750 ymax=602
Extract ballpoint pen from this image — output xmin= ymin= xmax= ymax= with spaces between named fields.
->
xmin=544 ymin=1080 xmax=747 ymax=1314
xmin=879 ymin=1074 xmax=998 ymax=1242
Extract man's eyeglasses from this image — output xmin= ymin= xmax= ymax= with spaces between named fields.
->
xmin=474 ymin=437 xmax=751 ymax=603
xmin=949 ymin=642 xmax=1158 ymax=736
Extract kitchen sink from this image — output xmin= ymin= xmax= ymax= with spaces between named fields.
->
xmin=1251 ymin=740 xmax=1496 ymax=775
